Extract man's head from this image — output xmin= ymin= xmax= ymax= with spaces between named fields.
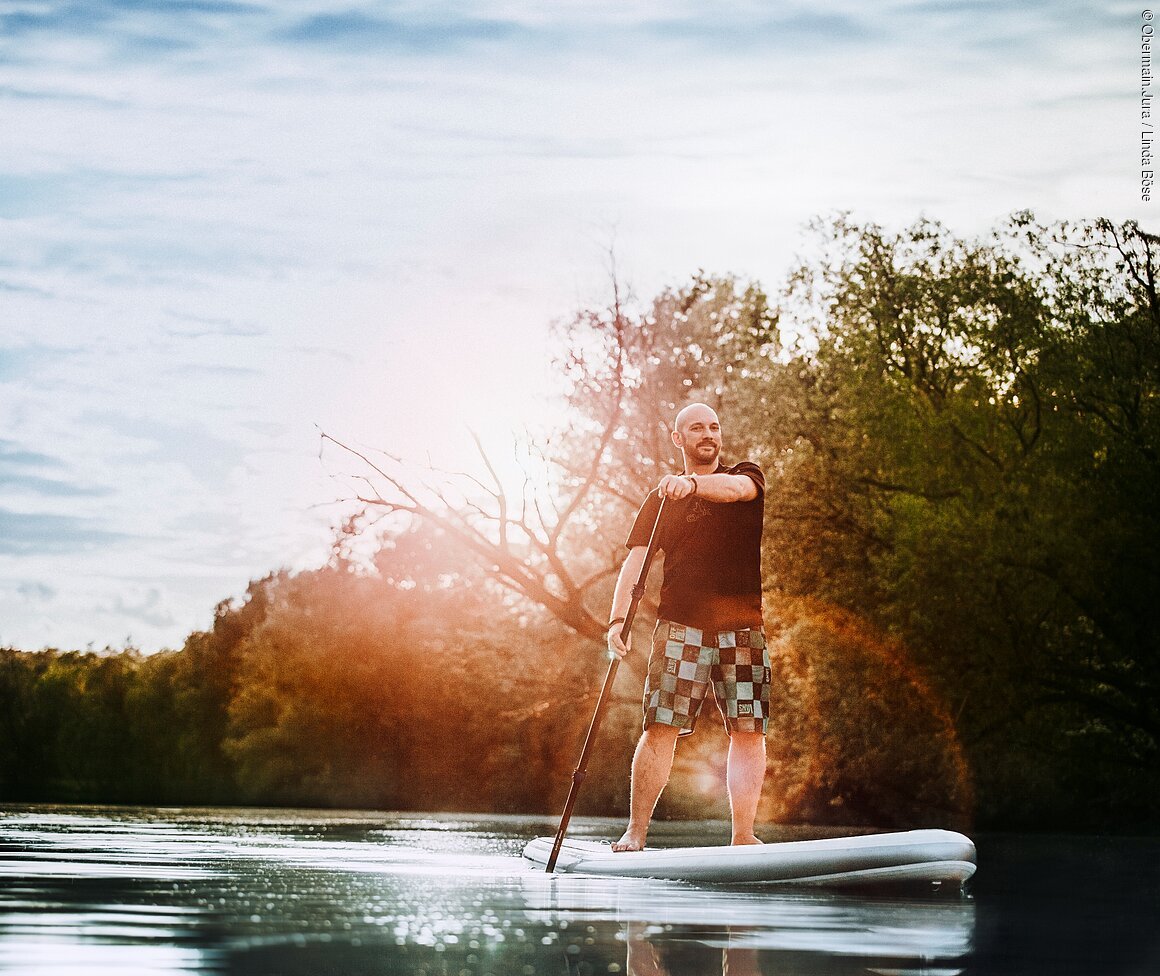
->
xmin=672 ymin=402 xmax=721 ymax=468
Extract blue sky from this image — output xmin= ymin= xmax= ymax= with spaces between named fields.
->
xmin=0 ymin=0 xmax=1140 ymax=650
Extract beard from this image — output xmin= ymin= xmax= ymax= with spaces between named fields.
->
xmin=691 ymin=439 xmax=720 ymax=463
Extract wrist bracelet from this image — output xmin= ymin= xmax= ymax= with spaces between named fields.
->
xmin=688 ymin=474 xmax=698 ymax=495
xmin=607 ymin=616 xmax=627 ymax=631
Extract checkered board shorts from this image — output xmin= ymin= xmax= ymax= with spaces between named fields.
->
xmin=643 ymin=620 xmax=770 ymax=734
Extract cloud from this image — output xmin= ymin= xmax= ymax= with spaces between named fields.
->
xmin=111 ymin=587 xmax=175 ymax=629
xmin=78 ymin=411 xmax=255 ymax=486
xmin=0 ymin=346 xmax=75 ymax=383
xmin=0 ymin=168 xmax=213 ymax=218
xmin=0 ymin=84 xmax=129 ymax=107
xmin=0 ymin=440 xmax=65 ymax=469
xmin=0 ymin=0 xmax=1097 ymax=77
xmin=0 ymin=437 xmax=108 ymax=498
xmin=0 ymin=473 xmax=110 ymax=498
xmin=164 ymin=362 xmax=263 ymax=380
xmin=641 ymin=10 xmax=876 ymax=48
xmin=161 ymin=309 xmax=266 ymax=339
xmin=0 ymin=174 xmax=77 ymax=221
xmin=0 ymin=508 xmax=127 ymax=556
xmin=0 ymin=279 xmax=55 ymax=298
xmin=0 ymin=3 xmax=109 ymax=37
xmin=0 ymin=442 xmax=121 ymax=556
xmin=0 ymin=1 xmax=270 ymax=72
xmin=0 ymin=0 xmax=264 ymax=40
xmin=274 ymin=10 xmax=523 ymax=50
xmin=17 ymin=581 xmax=57 ymax=602
xmin=263 ymin=4 xmax=886 ymax=69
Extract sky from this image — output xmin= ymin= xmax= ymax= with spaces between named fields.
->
xmin=0 ymin=0 xmax=1145 ymax=652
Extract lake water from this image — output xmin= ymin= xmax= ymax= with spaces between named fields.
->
xmin=1 ymin=806 xmax=1157 ymax=975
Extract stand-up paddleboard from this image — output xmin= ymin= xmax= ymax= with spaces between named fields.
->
xmin=523 ymin=829 xmax=976 ymax=888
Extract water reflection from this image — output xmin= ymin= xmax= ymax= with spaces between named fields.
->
xmin=521 ymin=873 xmax=974 ymax=975
xmin=0 ymin=806 xmax=977 ymax=975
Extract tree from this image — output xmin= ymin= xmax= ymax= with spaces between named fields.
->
xmin=771 ymin=214 xmax=1160 ymax=826
xmin=222 ymin=522 xmax=595 ymax=811
xmin=0 ymin=647 xmax=54 ymax=798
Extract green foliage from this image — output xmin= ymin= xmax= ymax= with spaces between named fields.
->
xmin=0 ymin=646 xmax=153 ymax=801
xmin=0 ymin=647 xmax=57 ymax=797
xmin=764 ymin=599 xmax=974 ymax=830
xmin=769 ymin=214 xmax=1160 ymax=828
xmin=219 ymin=526 xmax=610 ymax=812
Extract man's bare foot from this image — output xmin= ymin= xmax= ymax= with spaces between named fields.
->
xmin=612 ymin=826 xmax=648 ymax=852
xmin=731 ymin=833 xmax=763 ymax=846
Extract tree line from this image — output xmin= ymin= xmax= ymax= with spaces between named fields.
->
xmin=2 ymin=213 xmax=1156 ymax=831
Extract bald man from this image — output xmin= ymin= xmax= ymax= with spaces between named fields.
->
xmin=607 ymin=403 xmax=769 ymax=852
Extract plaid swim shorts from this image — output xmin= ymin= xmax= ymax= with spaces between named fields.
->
xmin=643 ymin=619 xmax=770 ymax=734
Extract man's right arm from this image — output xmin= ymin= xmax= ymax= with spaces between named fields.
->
xmin=607 ymin=545 xmax=648 ymax=659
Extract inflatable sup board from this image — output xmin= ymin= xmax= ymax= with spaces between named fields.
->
xmin=523 ymin=829 xmax=976 ymax=887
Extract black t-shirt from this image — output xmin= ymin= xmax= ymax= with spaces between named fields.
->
xmin=625 ymin=461 xmax=765 ymax=632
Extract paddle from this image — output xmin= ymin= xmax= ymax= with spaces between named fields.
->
xmin=545 ymin=494 xmax=668 ymax=873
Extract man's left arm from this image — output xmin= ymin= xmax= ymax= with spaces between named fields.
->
xmin=690 ymin=471 xmax=759 ymax=502
xmin=657 ymin=465 xmax=763 ymax=503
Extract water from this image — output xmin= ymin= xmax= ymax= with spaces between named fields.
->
xmin=0 ymin=806 xmax=1157 ymax=975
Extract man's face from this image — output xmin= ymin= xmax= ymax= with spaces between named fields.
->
xmin=676 ymin=409 xmax=722 ymax=464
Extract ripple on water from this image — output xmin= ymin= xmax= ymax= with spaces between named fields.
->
xmin=0 ymin=806 xmax=981 ymax=975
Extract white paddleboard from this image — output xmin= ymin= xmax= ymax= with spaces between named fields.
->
xmin=523 ymin=829 xmax=976 ymax=887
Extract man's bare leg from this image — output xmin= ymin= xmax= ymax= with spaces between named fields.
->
xmin=727 ymin=730 xmax=766 ymax=845
xmin=612 ymin=725 xmax=681 ymax=852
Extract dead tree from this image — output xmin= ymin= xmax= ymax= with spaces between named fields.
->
xmin=319 ymin=283 xmax=665 ymax=670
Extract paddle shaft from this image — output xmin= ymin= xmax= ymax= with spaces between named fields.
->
xmin=545 ymin=494 xmax=668 ymax=873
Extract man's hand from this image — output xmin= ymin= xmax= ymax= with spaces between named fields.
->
xmin=657 ymin=473 xmax=697 ymax=500
xmin=607 ymin=622 xmax=631 ymax=660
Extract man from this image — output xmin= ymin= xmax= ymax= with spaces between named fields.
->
xmin=607 ymin=402 xmax=768 ymax=852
